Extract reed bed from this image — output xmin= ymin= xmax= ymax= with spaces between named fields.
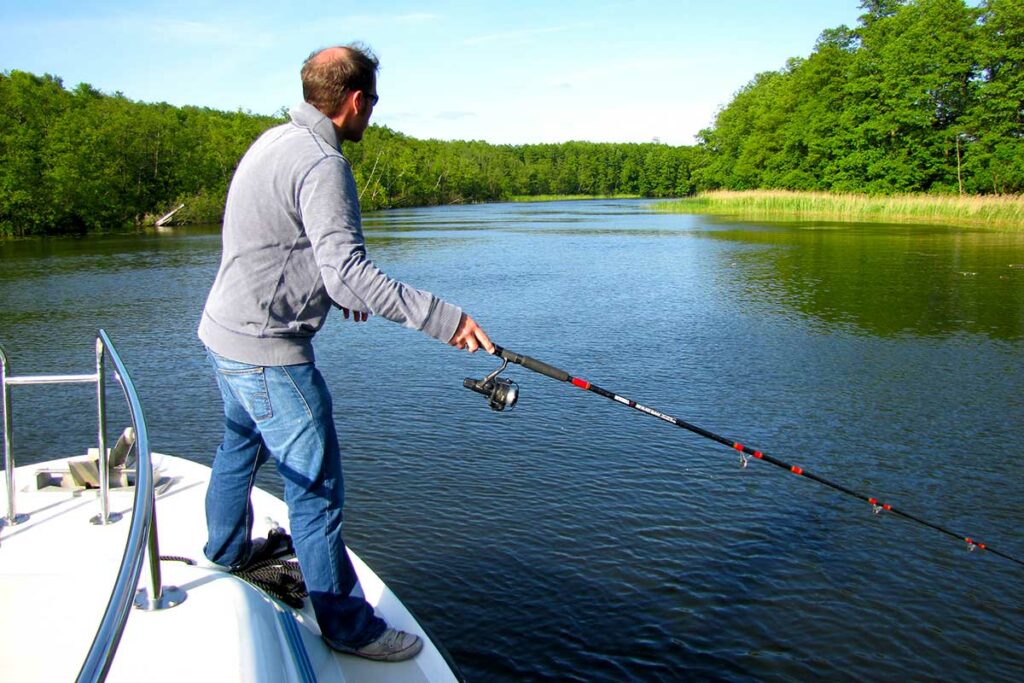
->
xmin=658 ymin=190 xmax=1024 ymax=230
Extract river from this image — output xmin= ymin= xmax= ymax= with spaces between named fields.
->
xmin=1 ymin=199 xmax=1022 ymax=681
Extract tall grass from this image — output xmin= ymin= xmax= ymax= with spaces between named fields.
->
xmin=658 ymin=190 xmax=1024 ymax=230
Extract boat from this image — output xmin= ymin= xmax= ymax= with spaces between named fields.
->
xmin=0 ymin=331 xmax=464 ymax=682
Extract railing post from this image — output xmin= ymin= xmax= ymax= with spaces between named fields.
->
xmin=90 ymin=336 xmax=120 ymax=525
xmin=1 ymin=345 xmax=29 ymax=527
xmin=133 ymin=497 xmax=184 ymax=611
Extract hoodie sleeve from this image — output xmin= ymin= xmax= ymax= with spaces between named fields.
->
xmin=297 ymin=154 xmax=463 ymax=343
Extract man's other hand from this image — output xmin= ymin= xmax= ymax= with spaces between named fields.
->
xmin=340 ymin=307 xmax=369 ymax=322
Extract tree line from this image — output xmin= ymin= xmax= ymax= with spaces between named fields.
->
xmin=697 ymin=0 xmax=1024 ymax=194
xmin=0 ymin=71 xmax=282 ymax=236
xmin=347 ymin=130 xmax=697 ymax=209
xmin=2 ymin=0 xmax=1021 ymax=237
xmin=0 ymin=70 xmax=695 ymax=237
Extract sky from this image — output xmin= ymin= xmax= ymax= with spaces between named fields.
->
xmin=1 ymin=1 xmax=865 ymax=146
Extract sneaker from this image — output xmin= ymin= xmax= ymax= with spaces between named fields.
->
xmin=240 ymin=527 xmax=294 ymax=569
xmin=326 ymin=627 xmax=423 ymax=662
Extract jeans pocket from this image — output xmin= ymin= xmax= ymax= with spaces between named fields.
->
xmin=217 ymin=366 xmax=274 ymax=422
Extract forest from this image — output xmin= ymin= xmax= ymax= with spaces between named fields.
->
xmin=696 ymin=0 xmax=1024 ymax=195
xmin=1 ymin=0 xmax=1021 ymax=237
xmin=0 ymin=69 xmax=695 ymax=236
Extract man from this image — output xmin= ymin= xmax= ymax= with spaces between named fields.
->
xmin=198 ymin=44 xmax=493 ymax=662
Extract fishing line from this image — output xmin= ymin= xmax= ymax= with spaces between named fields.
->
xmin=463 ymin=345 xmax=1023 ymax=568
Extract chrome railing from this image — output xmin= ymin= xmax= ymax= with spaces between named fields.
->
xmin=1 ymin=337 xmax=117 ymax=526
xmin=0 ymin=331 xmax=184 ymax=682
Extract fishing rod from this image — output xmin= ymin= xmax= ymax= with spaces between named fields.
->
xmin=463 ymin=344 xmax=1024 ymax=568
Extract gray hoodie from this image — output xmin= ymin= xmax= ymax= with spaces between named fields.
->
xmin=199 ymin=102 xmax=462 ymax=365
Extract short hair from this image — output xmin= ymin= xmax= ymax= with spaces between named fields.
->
xmin=301 ymin=44 xmax=379 ymax=117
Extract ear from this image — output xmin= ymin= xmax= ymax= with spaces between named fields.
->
xmin=353 ymin=91 xmax=371 ymax=116
xmin=327 ymin=92 xmax=359 ymax=131
xmin=339 ymin=89 xmax=358 ymax=114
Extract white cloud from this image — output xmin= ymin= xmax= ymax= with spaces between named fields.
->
xmin=46 ymin=15 xmax=273 ymax=48
xmin=292 ymin=11 xmax=440 ymax=32
xmin=462 ymin=25 xmax=571 ymax=47
xmin=436 ymin=111 xmax=477 ymax=120
xmin=395 ymin=13 xmax=439 ymax=25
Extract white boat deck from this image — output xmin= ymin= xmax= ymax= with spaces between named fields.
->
xmin=0 ymin=453 xmax=459 ymax=682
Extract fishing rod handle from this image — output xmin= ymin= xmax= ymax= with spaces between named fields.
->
xmin=493 ymin=345 xmax=570 ymax=383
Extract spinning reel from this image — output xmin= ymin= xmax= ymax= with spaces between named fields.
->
xmin=463 ymin=358 xmax=519 ymax=411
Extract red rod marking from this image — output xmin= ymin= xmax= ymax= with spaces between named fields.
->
xmin=571 ymin=377 xmax=591 ymax=390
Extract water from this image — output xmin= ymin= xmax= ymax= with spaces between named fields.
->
xmin=2 ymin=200 xmax=1023 ymax=681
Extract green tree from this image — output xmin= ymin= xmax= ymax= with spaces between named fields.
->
xmin=695 ymin=0 xmax=1001 ymax=196
xmin=840 ymin=0 xmax=979 ymax=192
xmin=0 ymin=71 xmax=71 ymax=235
xmin=963 ymin=0 xmax=1024 ymax=193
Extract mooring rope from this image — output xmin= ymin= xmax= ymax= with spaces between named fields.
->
xmin=159 ymin=529 xmax=309 ymax=607
xmin=232 ymin=556 xmax=307 ymax=608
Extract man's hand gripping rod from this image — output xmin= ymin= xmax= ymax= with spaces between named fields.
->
xmin=462 ymin=345 xmax=571 ymax=411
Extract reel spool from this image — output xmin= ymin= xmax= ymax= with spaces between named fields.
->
xmin=463 ymin=358 xmax=519 ymax=411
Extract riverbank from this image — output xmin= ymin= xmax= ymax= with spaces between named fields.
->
xmin=657 ymin=190 xmax=1024 ymax=230
xmin=509 ymin=194 xmax=642 ymax=202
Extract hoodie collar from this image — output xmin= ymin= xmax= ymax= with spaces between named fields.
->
xmin=289 ymin=101 xmax=341 ymax=151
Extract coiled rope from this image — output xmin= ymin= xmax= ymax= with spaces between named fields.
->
xmin=160 ymin=528 xmax=308 ymax=607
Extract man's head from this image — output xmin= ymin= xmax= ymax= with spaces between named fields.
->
xmin=301 ymin=44 xmax=379 ymax=142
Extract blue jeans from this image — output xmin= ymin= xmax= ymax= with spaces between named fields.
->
xmin=204 ymin=350 xmax=385 ymax=647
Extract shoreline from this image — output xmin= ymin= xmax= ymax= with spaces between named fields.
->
xmin=507 ymin=194 xmax=642 ymax=202
xmin=6 ymin=191 xmax=1024 ymax=240
xmin=656 ymin=190 xmax=1024 ymax=231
